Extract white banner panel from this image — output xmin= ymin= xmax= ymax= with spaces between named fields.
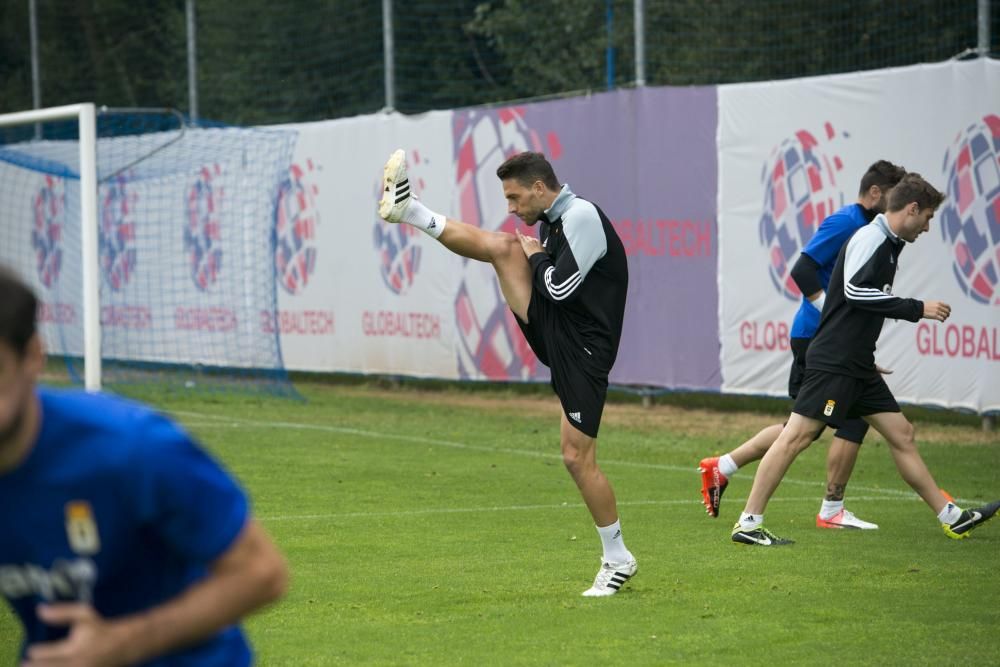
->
xmin=0 ymin=164 xmax=86 ymax=358
xmin=1 ymin=127 xmax=296 ymax=375
xmin=272 ymin=111 xmax=463 ymax=377
xmin=719 ymin=59 xmax=1000 ymax=412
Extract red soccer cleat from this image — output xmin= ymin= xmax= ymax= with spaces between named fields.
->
xmin=698 ymin=457 xmax=729 ymax=518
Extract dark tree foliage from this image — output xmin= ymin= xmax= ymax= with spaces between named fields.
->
xmin=0 ymin=0 xmax=993 ymax=125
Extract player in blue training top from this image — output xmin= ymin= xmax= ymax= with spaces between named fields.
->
xmin=731 ymin=173 xmax=1000 ymax=546
xmin=0 ymin=267 xmax=287 ymax=666
xmin=699 ymin=160 xmax=905 ymax=529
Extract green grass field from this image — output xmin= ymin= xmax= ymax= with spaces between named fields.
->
xmin=2 ymin=380 xmax=999 ymax=665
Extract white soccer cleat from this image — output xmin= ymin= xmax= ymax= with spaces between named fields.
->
xmin=581 ymin=557 xmax=637 ymax=597
xmin=378 ymin=148 xmax=412 ymax=223
xmin=815 ymin=508 xmax=879 ymax=530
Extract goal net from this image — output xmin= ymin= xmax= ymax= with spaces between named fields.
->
xmin=0 ymin=104 xmax=298 ymax=394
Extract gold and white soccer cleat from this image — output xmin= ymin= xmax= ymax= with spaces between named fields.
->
xmin=378 ymin=148 xmax=412 ymax=223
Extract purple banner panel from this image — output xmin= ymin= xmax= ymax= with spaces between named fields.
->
xmin=512 ymin=87 xmax=721 ymax=390
xmin=449 ymin=106 xmax=554 ymax=383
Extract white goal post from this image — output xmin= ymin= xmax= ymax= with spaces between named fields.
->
xmin=0 ymin=104 xmax=298 ymax=395
xmin=0 ymin=103 xmax=101 ymax=391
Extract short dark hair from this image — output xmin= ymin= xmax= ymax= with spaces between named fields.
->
xmin=495 ymin=152 xmax=560 ymax=190
xmin=0 ymin=266 xmax=38 ymax=357
xmin=858 ymin=160 xmax=906 ymax=196
xmin=887 ymin=173 xmax=945 ymax=213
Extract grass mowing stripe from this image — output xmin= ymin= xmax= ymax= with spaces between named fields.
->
xmin=3 ymin=384 xmax=996 ymax=666
xmin=257 ymin=494 xmax=927 ymax=522
xmin=175 ymin=410 xmax=980 ymax=503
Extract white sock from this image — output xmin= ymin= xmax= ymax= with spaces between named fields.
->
xmin=819 ymin=499 xmax=844 ymax=520
xmin=596 ymin=520 xmax=631 ymax=564
xmin=937 ymin=502 xmax=962 ymax=525
xmin=401 ymin=198 xmax=446 ymax=239
xmin=739 ymin=512 xmax=763 ymax=530
xmin=718 ymin=454 xmax=739 ymax=477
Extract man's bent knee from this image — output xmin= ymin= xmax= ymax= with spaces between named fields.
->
xmin=888 ymin=420 xmax=916 ymax=451
xmin=561 ymin=436 xmax=596 ymax=472
xmin=779 ymin=435 xmax=813 ymax=456
xmin=562 ymin=449 xmax=581 ymax=475
xmin=779 ymin=414 xmax=825 ymax=454
xmin=487 ymin=231 xmax=521 ymax=264
xmin=776 ymin=426 xmax=821 ymax=456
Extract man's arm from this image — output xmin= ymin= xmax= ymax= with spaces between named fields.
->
xmin=24 ymin=519 xmax=287 ymax=667
xmin=842 ymin=230 xmax=923 ymax=321
xmin=524 ymin=202 xmax=607 ymax=304
xmin=789 ymin=252 xmax=824 ymax=305
xmin=793 ymin=210 xmax=860 ymax=310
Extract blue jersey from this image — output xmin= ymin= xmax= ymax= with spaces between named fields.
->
xmin=790 ymin=203 xmax=871 ymax=339
xmin=0 ymin=388 xmax=251 ymax=666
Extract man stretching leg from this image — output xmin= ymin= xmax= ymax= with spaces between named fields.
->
xmin=378 ymin=149 xmax=635 ymax=595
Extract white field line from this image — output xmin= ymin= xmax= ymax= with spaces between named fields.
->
xmin=254 ymin=495 xmax=925 ymax=523
xmin=174 ymin=411 xmax=976 ymax=505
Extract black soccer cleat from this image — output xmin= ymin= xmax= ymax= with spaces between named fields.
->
xmin=942 ymin=499 xmax=1000 ymax=539
xmin=731 ymin=523 xmax=795 ymax=546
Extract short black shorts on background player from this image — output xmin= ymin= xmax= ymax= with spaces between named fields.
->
xmin=789 ymin=338 xmax=869 ymax=444
xmin=793 ymin=368 xmax=899 ymax=428
xmin=788 ymin=337 xmax=810 ymax=398
xmin=515 ymin=294 xmax=608 ymax=438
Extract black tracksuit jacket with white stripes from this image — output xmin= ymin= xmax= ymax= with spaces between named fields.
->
xmin=527 ymin=185 xmax=628 ymax=375
xmin=806 ymin=214 xmax=924 ymax=378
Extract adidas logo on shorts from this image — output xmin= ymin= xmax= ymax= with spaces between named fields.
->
xmin=568 ymin=412 xmax=582 ymax=423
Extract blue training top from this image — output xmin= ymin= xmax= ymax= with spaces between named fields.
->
xmin=0 ymin=387 xmax=251 ymax=666
xmin=790 ymin=202 xmax=871 ymax=339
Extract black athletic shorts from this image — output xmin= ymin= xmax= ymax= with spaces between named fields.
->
xmin=793 ymin=368 xmax=899 ymax=429
xmin=514 ymin=295 xmax=608 ymax=438
xmin=789 ymin=338 xmax=869 ymax=444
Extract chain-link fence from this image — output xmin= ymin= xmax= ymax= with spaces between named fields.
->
xmin=1 ymin=0 xmax=996 ymax=126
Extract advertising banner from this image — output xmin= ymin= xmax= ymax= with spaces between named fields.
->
xmin=718 ymin=59 xmax=1000 ymax=412
xmin=273 ymin=111 xmax=459 ymax=377
xmin=2 ymin=60 xmax=993 ymax=411
xmin=446 ymin=88 xmax=720 ymax=388
xmin=277 ymin=88 xmax=721 ymax=389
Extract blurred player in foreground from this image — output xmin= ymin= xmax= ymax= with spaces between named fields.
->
xmin=0 ymin=266 xmax=288 ymax=665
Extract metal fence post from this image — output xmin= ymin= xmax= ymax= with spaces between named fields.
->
xmin=29 ymin=0 xmax=41 ymax=137
xmin=978 ymin=0 xmax=991 ymax=55
xmin=606 ymin=0 xmax=615 ymax=90
xmin=634 ymin=0 xmax=645 ymax=86
xmin=186 ymin=0 xmax=198 ymax=124
xmin=383 ymin=0 xmax=395 ymax=111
